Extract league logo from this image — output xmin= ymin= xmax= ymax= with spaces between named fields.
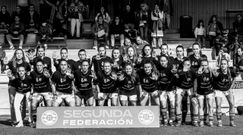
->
xmin=41 ymin=110 xmax=58 ymax=126
xmin=138 ymin=109 xmax=154 ymax=125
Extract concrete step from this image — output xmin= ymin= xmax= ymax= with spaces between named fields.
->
xmin=66 ymin=39 xmax=93 ymax=49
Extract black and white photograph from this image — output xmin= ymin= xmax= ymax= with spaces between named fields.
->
xmin=0 ymin=0 xmax=243 ymax=135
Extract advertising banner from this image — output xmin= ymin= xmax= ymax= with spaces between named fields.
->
xmin=37 ymin=106 xmax=160 ymax=129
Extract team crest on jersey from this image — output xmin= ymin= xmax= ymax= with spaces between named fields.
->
xmin=222 ymin=78 xmax=229 ymax=83
xmin=161 ymin=73 xmax=166 ymax=77
xmin=81 ymin=78 xmax=87 ymax=82
xmin=78 ymin=65 xmax=81 ymax=69
xmin=21 ymin=83 xmax=27 ymax=87
xmin=60 ymin=77 xmax=66 ymax=83
xmin=187 ymin=78 xmax=191 ymax=81
xmin=127 ymin=80 xmax=132 ymax=84
xmin=192 ymin=62 xmax=198 ymax=66
xmin=36 ymin=77 xmax=42 ymax=82
xmin=203 ymin=77 xmax=209 ymax=82
xmin=104 ymin=78 xmax=110 ymax=83
xmin=143 ymin=79 xmax=149 ymax=83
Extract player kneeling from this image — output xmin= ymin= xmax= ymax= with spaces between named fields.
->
xmin=194 ymin=60 xmax=214 ymax=127
xmin=139 ymin=61 xmax=160 ymax=106
xmin=74 ymin=60 xmax=95 ymax=106
xmin=118 ymin=63 xmax=140 ymax=106
xmin=95 ymin=61 xmax=118 ymax=106
xmin=51 ymin=59 xmax=76 ymax=107
xmin=29 ymin=59 xmax=52 ymax=127
xmin=157 ymin=55 xmax=176 ymax=126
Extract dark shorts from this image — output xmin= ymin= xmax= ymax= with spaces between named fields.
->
xmin=119 ymin=89 xmax=137 ymax=96
xmin=76 ymin=90 xmax=94 ymax=100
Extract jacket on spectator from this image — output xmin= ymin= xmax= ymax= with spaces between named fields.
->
xmin=9 ymin=22 xmax=25 ymax=36
xmin=93 ymin=22 xmax=109 ymax=37
xmin=233 ymin=19 xmax=243 ymax=35
xmin=0 ymin=11 xmax=11 ymax=26
xmin=25 ymin=10 xmax=39 ymax=29
xmin=95 ymin=12 xmax=111 ymax=24
xmin=110 ymin=21 xmax=124 ymax=35
xmin=122 ymin=10 xmax=135 ymax=24
xmin=11 ymin=11 xmax=24 ymax=23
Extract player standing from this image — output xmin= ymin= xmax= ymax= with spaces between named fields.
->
xmin=213 ymin=59 xmax=238 ymax=127
xmin=157 ymin=55 xmax=176 ymax=126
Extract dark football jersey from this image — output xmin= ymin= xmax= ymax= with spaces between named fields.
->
xmin=51 ymin=71 xmax=73 ymax=94
xmin=30 ymin=71 xmax=52 ymax=93
xmin=188 ymin=54 xmax=207 ymax=70
xmin=12 ymin=76 xmax=32 ymax=93
xmin=118 ymin=73 xmax=140 ymax=95
xmin=157 ymin=66 xmax=175 ymax=91
xmin=8 ymin=61 xmax=31 ymax=86
xmin=176 ymin=69 xmax=196 ymax=89
xmin=74 ymin=69 xmax=93 ymax=92
xmin=139 ymin=70 xmax=158 ymax=92
xmin=94 ymin=71 xmax=117 ymax=93
xmin=196 ymin=72 xmax=214 ymax=95
xmin=213 ymin=68 xmax=237 ymax=91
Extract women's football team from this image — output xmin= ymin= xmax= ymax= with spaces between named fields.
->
xmin=7 ymin=43 xmax=238 ymax=128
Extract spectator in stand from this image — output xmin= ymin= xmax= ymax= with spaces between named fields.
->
xmin=44 ymin=0 xmax=69 ymax=37
xmin=233 ymin=14 xmax=243 ymax=40
xmin=68 ymin=2 xmax=83 ymax=38
xmin=151 ymin=3 xmax=164 ymax=48
xmin=95 ymin=6 xmax=111 ymax=24
xmin=137 ymin=3 xmax=150 ymax=40
xmin=217 ymin=47 xmax=231 ymax=67
xmin=110 ymin=16 xmax=124 ymax=48
xmin=207 ymin=15 xmax=223 ymax=48
xmin=122 ymin=38 xmax=136 ymax=55
xmin=161 ymin=0 xmax=173 ymax=29
xmin=124 ymin=24 xmax=139 ymax=43
xmin=233 ymin=47 xmax=243 ymax=76
xmin=39 ymin=0 xmax=51 ymax=22
xmin=135 ymin=35 xmax=149 ymax=54
xmin=25 ymin=4 xmax=39 ymax=32
xmin=11 ymin=5 xmax=24 ymax=23
xmin=6 ymin=16 xmax=25 ymax=49
xmin=37 ymin=21 xmax=53 ymax=44
xmin=122 ymin=4 xmax=135 ymax=29
xmin=214 ymin=29 xmax=229 ymax=57
xmin=227 ymin=34 xmax=242 ymax=58
xmin=194 ymin=20 xmax=206 ymax=48
xmin=93 ymin=15 xmax=109 ymax=49
xmin=0 ymin=5 xmax=11 ymax=29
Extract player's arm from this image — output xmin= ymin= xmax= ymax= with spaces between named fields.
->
xmin=51 ymin=81 xmax=56 ymax=95
xmin=71 ymin=80 xmax=77 ymax=96
xmin=138 ymin=84 xmax=143 ymax=97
